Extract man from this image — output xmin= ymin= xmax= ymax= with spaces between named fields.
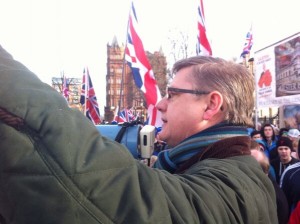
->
xmin=0 ymin=46 xmax=277 ymax=223
xmin=287 ymin=128 xmax=300 ymax=141
xmin=280 ymin=139 xmax=300 ymax=210
xmin=279 ymin=128 xmax=289 ymax=138
xmin=261 ymin=124 xmax=278 ymax=160
xmin=251 ymin=130 xmax=262 ymax=140
xmin=271 ymin=137 xmax=299 ymax=184
xmin=250 ymin=141 xmax=270 ymax=174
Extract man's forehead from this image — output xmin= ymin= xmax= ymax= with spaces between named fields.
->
xmin=171 ymin=71 xmax=193 ymax=86
xmin=278 ymin=146 xmax=290 ymax=150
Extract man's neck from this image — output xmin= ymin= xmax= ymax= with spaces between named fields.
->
xmin=266 ymin=137 xmax=273 ymax=144
xmin=281 ymin=157 xmax=292 ymax=164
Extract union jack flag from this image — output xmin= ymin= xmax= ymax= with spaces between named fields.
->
xmin=80 ymin=67 xmax=101 ymax=125
xmin=113 ymin=106 xmax=125 ymax=123
xmin=196 ymin=0 xmax=212 ymax=56
xmin=125 ymin=2 xmax=162 ymax=127
xmin=114 ymin=112 xmax=127 ymax=123
xmin=114 ymin=108 xmax=136 ymax=123
xmin=126 ymin=108 xmax=136 ymax=121
xmin=240 ymin=26 xmax=253 ymax=58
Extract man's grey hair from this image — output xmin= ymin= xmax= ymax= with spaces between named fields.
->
xmin=172 ymin=56 xmax=254 ymax=126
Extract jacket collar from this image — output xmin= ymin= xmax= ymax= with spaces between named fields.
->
xmin=175 ymin=136 xmax=251 ymax=174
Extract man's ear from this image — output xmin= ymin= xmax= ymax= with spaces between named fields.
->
xmin=203 ymin=91 xmax=223 ymax=120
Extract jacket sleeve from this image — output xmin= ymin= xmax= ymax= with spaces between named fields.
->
xmin=0 ymin=45 xmax=277 ymax=224
xmin=0 ymin=45 xmax=173 ymax=224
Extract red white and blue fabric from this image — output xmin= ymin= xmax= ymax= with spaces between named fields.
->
xmin=240 ymin=27 xmax=253 ymax=58
xmin=114 ymin=111 xmax=127 ymax=123
xmin=126 ymin=108 xmax=136 ymax=121
xmin=80 ymin=67 xmax=101 ymax=125
xmin=62 ymin=74 xmax=69 ymax=101
xmin=125 ymin=2 xmax=162 ymax=127
xmin=196 ymin=0 xmax=212 ymax=56
xmin=114 ymin=108 xmax=136 ymax=123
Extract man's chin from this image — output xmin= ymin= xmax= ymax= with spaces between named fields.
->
xmin=157 ymin=132 xmax=167 ymax=143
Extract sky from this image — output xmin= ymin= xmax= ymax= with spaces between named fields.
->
xmin=0 ymin=0 xmax=299 ymax=114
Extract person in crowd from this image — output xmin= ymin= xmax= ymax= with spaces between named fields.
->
xmin=288 ymin=128 xmax=300 ymax=141
xmin=250 ymin=141 xmax=271 ymax=173
xmin=250 ymin=141 xmax=289 ymax=224
xmin=251 ymin=139 xmax=276 ymax=179
xmin=256 ymin=122 xmax=262 ymax=131
xmin=273 ymin=126 xmax=280 ymax=137
xmin=287 ymin=128 xmax=300 ymax=159
xmin=255 ymin=138 xmax=270 ymax=158
xmin=250 ymin=130 xmax=262 ymax=140
xmin=279 ymin=127 xmax=289 ymax=138
xmin=271 ymin=137 xmax=299 ymax=185
xmin=253 ymin=138 xmax=266 ymax=151
xmin=0 ymin=45 xmax=277 ymax=223
xmin=150 ymin=129 xmax=167 ymax=167
xmin=288 ymin=201 xmax=300 ymax=224
xmin=261 ymin=123 xmax=278 ymax=160
xmin=280 ymin=138 xmax=300 ymax=223
xmin=291 ymin=139 xmax=299 ymax=159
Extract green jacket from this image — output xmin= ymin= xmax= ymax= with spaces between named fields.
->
xmin=0 ymin=45 xmax=277 ymax=224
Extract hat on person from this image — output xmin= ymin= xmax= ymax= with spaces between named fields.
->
xmin=277 ymin=137 xmax=293 ymax=150
xmin=287 ymin=129 xmax=300 ymax=138
xmin=255 ymin=139 xmax=266 ymax=151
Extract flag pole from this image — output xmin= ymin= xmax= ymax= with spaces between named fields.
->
xmin=117 ymin=3 xmax=131 ymax=123
xmin=254 ymin=61 xmax=259 ymax=130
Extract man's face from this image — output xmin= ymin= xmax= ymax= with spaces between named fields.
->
xmin=252 ymin=134 xmax=261 ymax=140
xmin=277 ymin=146 xmax=291 ymax=162
xmin=263 ymin=126 xmax=273 ymax=138
xmin=156 ymin=67 xmax=208 ymax=147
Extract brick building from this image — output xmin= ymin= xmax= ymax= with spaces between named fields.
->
xmin=104 ymin=37 xmax=167 ymax=123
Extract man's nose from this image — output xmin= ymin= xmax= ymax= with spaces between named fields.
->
xmin=156 ymin=97 xmax=167 ymax=111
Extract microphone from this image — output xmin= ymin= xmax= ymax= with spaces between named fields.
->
xmin=139 ymin=125 xmax=156 ymax=166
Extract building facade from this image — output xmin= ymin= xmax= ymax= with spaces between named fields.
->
xmin=105 ymin=37 xmax=167 ymax=123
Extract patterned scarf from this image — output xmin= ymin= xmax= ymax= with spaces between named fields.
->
xmin=153 ymin=123 xmax=249 ymax=173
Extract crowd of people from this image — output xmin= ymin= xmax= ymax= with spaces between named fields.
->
xmin=0 ymin=43 xmax=299 ymax=223
xmin=249 ymin=125 xmax=300 ymax=223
